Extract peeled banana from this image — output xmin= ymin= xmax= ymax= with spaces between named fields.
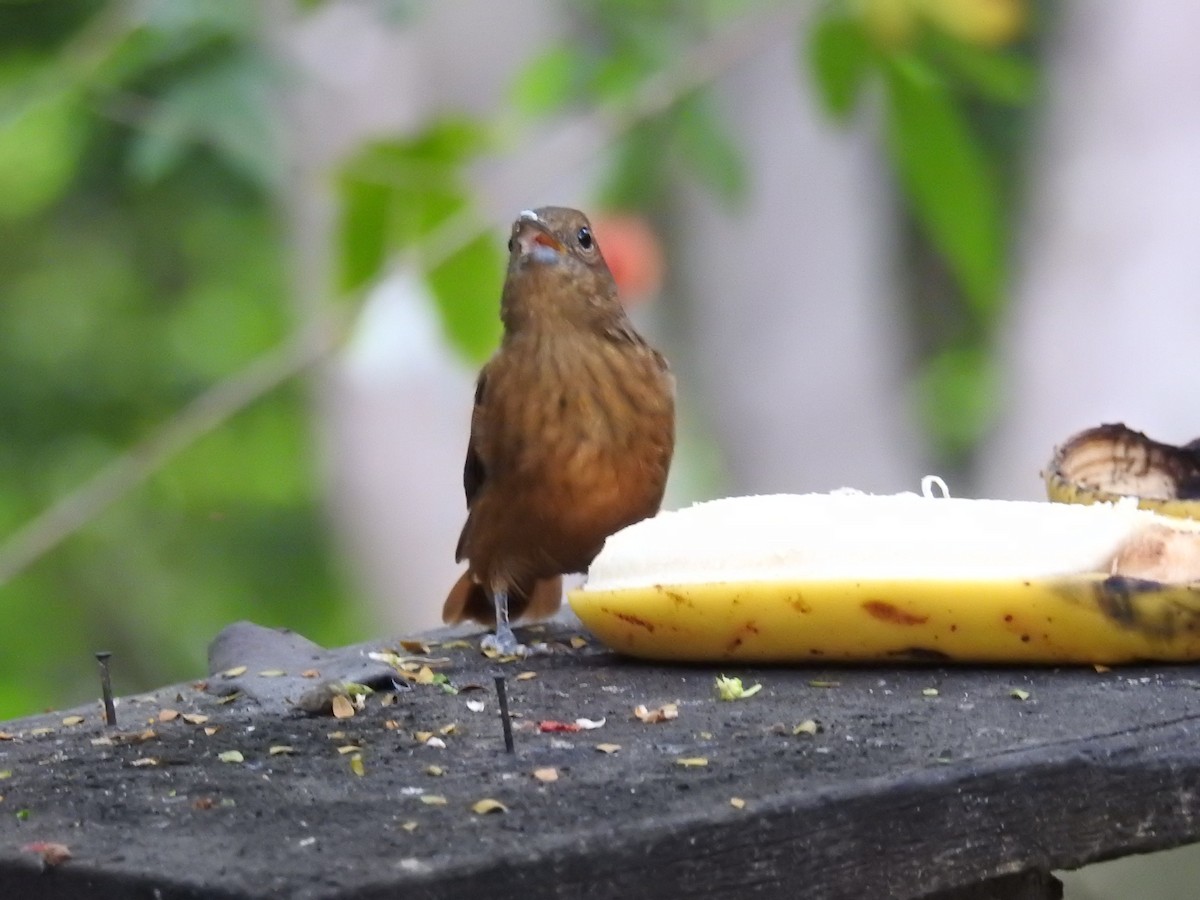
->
xmin=568 ymin=487 xmax=1200 ymax=664
xmin=1045 ymin=422 xmax=1200 ymax=518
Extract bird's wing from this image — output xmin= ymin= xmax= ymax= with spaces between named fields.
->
xmin=603 ymin=320 xmax=672 ymax=375
xmin=463 ymin=367 xmax=488 ymax=505
xmin=455 ymin=366 xmax=488 ymax=563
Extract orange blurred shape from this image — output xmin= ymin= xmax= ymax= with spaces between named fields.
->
xmin=590 ymin=213 xmax=665 ymax=309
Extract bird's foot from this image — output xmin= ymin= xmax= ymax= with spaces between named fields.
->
xmin=480 ymin=626 xmax=547 ymax=659
xmin=480 ymin=632 xmax=527 ymax=658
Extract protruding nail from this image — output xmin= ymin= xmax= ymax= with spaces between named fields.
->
xmin=494 ymin=675 xmax=514 ymax=754
xmin=96 ymin=651 xmax=116 ymax=727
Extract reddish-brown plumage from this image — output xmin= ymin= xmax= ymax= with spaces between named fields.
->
xmin=443 ymin=207 xmax=675 ymax=650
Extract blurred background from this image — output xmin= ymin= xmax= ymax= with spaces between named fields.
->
xmin=3 ymin=0 xmax=1200 ymax=893
xmin=0 ymin=0 xmax=1032 ymax=715
xmin=0 ymin=0 xmax=1188 ymax=771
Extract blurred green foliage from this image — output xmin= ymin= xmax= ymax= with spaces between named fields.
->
xmin=0 ymin=1 xmax=357 ymax=719
xmin=337 ymin=119 xmax=504 ymax=362
xmin=497 ymin=0 xmax=1038 ymax=464
xmin=334 ymin=0 xmax=756 ymax=367
xmin=0 ymin=0 xmax=1041 ymax=720
xmin=507 ymin=0 xmax=749 ymax=209
xmin=807 ymin=0 xmax=1037 ymax=463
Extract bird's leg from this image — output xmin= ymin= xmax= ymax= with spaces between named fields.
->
xmin=480 ymin=588 xmax=527 ymax=657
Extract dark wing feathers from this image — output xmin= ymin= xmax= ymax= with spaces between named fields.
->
xmin=455 ymin=368 xmax=488 ymax=564
xmin=462 ymin=369 xmax=487 ymax=506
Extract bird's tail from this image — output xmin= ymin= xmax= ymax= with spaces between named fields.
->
xmin=442 ymin=572 xmax=563 ymax=625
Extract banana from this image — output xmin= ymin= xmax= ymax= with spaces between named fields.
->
xmin=1045 ymin=422 xmax=1200 ymax=518
xmin=571 ymin=575 xmax=1200 ymax=664
xmin=568 ymin=488 xmax=1200 ymax=664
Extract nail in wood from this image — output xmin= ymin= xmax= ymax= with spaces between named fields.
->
xmin=96 ymin=651 xmax=116 ymax=727
xmin=494 ymin=674 xmax=514 ymax=753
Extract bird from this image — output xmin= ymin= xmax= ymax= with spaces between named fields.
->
xmin=443 ymin=206 xmax=676 ymax=655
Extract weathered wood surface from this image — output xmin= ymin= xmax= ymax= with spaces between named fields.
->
xmin=2 ymin=620 xmax=1199 ymax=899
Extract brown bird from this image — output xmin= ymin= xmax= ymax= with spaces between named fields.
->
xmin=443 ymin=207 xmax=676 ymax=655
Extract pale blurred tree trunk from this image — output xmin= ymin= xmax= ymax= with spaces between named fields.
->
xmin=677 ymin=40 xmax=925 ymax=496
xmin=984 ymin=2 xmax=1200 ymax=889
xmin=979 ymin=1 xmax=1200 ymax=500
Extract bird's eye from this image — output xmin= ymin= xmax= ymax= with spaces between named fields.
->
xmin=507 ymin=237 xmax=515 ymax=253
xmin=576 ymin=227 xmax=593 ymax=251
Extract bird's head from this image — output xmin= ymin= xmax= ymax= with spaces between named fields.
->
xmin=501 ymin=207 xmax=621 ymax=331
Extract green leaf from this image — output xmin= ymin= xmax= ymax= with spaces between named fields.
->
xmin=928 ymin=34 xmax=1036 ymax=105
xmin=127 ymin=53 xmax=281 ymax=189
xmin=672 ymin=95 xmax=747 ymax=207
xmin=590 ymin=53 xmax=645 ymax=104
xmin=426 ymin=233 xmax=503 ymax=363
xmin=139 ymin=0 xmax=260 ymax=41
xmin=0 ymin=58 xmax=86 ymax=221
xmin=128 ymin=122 xmax=188 ymax=186
xmin=402 ymin=117 xmax=492 ymax=165
xmin=334 ymin=119 xmax=502 ymax=360
xmin=337 ymin=156 xmax=402 ymax=294
xmin=335 ymin=119 xmax=491 ymax=293
xmin=807 ymin=10 xmax=875 ymax=119
xmin=509 ymin=45 xmax=580 ymax=117
xmin=914 ymin=343 xmax=998 ymax=460
xmin=884 ymin=57 xmax=1004 ymax=314
xmin=92 ymin=4 xmax=258 ymax=92
xmin=601 ymin=121 xmax=671 ymax=210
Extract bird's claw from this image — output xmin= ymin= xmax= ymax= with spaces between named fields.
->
xmin=480 ymin=631 xmax=551 ymax=659
xmin=481 ymin=631 xmax=529 ymax=658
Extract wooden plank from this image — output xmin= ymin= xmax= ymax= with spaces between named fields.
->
xmin=2 ymin=622 xmax=1199 ymax=898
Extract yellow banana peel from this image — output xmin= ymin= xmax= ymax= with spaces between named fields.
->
xmin=568 ymin=488 xmax=1200 ymax=665
xmin=571 ymin=576 xmax=1200 ymax=665
xmin=1044 ymin=422 xmax=1200 ymax=520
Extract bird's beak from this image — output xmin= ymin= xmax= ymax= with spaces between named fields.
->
xmin=512 ymin=211 xmax=564 ymax=259
xmin=529 ymin=230 xmax=564 ymax=252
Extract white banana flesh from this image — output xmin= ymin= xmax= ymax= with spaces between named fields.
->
xmin=569 ymin=489 xmax=1200 ymax=664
